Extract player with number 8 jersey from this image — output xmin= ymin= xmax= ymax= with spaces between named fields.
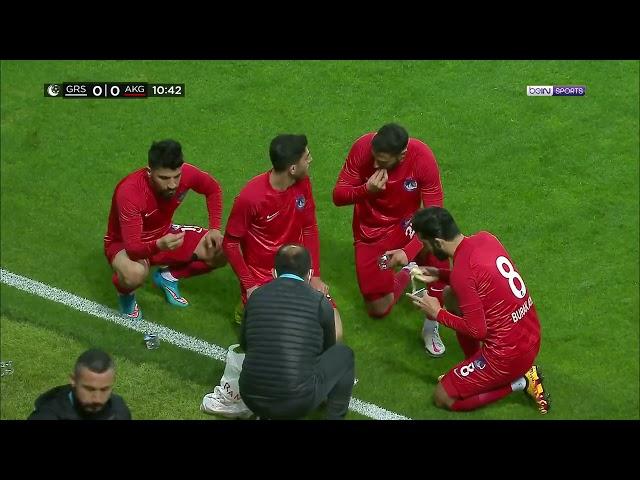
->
xmin=409 ymin=207 xmax=550 ymax=414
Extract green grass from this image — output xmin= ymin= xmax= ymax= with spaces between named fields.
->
xmin=1 ymin=60 xmax=638 ymax=419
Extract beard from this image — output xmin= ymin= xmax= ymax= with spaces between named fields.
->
xmin=428 ymin=239 xmax=449 ymax=261
xmin=433 ymin=248 xmax=449 ymax=261
xmin=77 ymin=399 xmax=107 ymax=416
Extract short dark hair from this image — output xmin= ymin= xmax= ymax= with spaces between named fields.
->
xmin=371 ymin=123 xmax=409 ymax=155
xmin=148 ymin=140 xmax=184 ymax=170
xmin=74 ymin=349 xmax=114 ymax=377
xmin=274 ymin=244 xmax=311 ymax=279
xmin=411 ymin=207 xmax=461 ymax=241
xmin=269 ymin=134 xmax=308 ymax=172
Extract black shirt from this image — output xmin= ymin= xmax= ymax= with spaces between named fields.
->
xmin=28 ymin=384 xmax=132 ymax=420
xmin=239 ymin=277 xmax=336 ymax=399
xmin=239 ymin=276 xmax=336 ymax=399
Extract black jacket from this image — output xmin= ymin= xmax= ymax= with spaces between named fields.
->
xmin=28 ymin=385 xmax=131 ymax=420
xmin=239 ymin=277 xmax=335 ymax=399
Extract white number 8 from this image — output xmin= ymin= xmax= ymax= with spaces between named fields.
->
xmin=496 ymin=256 xmax=526 ymax=299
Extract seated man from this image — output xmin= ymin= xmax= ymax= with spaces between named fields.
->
xmin=239 ymin=244 xmax=353 ymax=420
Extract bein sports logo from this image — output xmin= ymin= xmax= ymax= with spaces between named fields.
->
xmin=527 ymin=85 xmax=586 ymax=96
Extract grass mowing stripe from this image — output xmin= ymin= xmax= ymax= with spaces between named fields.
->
xmin=1 ymin=268 xmax=410 ymax=420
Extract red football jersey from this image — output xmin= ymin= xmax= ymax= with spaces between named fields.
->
xmin=437 ymin=232 xmax=541 ymax=361
xmin=223 ymin=171 xmax=320 ymax=291
xmin=104 ymin=163 xmax=222 ymax=261
xmin=333 ymin=132 xmax=443 ymax=245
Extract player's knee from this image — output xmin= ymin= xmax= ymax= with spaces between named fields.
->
xmin=433 ymin=384 xmax=453 ymax=410
xmin=120 ymin=266 xmax=147 ymax=289
xmin=365 ymin=293 xmax=394 ymax=318
xmin=367 ymin=303 xmax=393 ymax=319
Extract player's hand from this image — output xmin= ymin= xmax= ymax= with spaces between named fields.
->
xmin=366 ymin=169 xmax=388 ymax=194
xmin=406 ymin=290 xmax=441 ymax=320
xmin=204 ymin=229 xmax=224 ymax=250
xmin=383 ymin=248 xmax=408 ymax=268
xmin=246 ymin=285 xmax=259 ymax=299
xmin=156 ymin=232 xmax=185 ymax=251
xmin=410 ymin=266 xmax=440 ymax=284
xmin=310 ymin=276 xmax=329 ymax=295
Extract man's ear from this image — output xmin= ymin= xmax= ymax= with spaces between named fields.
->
xmin=272 ymin=268 xmax=278 ymax=279
xmin=69 ymin=373 xmax=76 ymax=388
xmin=146 ymin=167 xmax=151 ymax=177
xmin=308 ymin=268 xmax=314 ymax=282
xmin=288 ymin=164 xmax=297 ymax=176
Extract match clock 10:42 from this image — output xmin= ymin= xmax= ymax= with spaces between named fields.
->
xmin=149 ymin=84 xmax=184 ymax=97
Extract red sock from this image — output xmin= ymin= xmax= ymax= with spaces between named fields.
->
xmin=112 ymin=272 xmax=134 ymax=295
xmin=457 ymin=332 xmax=481 ymax=358
xmin=450 ymin=385 xmax=512 ymax=411
xmin=393 ymin=269 xmax=411 ymax=303
xmin=169 ymin=261 xmax=212 ymax=280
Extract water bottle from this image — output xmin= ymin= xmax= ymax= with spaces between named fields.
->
xmin=1 ymin=360 xmax=14 ymax=377
xmin=143 ymin=333 xmax=160 ymax=350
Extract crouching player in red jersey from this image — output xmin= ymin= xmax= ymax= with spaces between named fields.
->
xmin=332 ymin=123 xmax=449 ymax=356
xmin=408 ymin=207 xmax=550 ymax=414
xmin=223 ymin=134 xmax=340 ymax=335
xmin=104 ymin=140 xmax=226 ymax=320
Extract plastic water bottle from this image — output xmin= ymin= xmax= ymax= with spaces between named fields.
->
xmin=143 ymin=333 xmax=160 ymax=350
xmin=377 ymin=254 xmax=389 ymax=270
xmin=1 ymin=361 xmax=14 ymax=377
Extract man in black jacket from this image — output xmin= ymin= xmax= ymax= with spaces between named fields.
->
xmin=239 ymin=244 xmax=355 ymax=420
xmin=28 ymin=348 xmax=131 ymax=420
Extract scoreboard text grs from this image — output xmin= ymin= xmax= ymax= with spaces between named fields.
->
xmin=62 ymin=83 xmax=147 ymax=98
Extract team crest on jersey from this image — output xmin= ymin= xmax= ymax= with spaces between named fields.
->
xmin=177 ymin=191 xmax=188 ymax=202
xmin=295 ymin=195 xmax=306 ymax=210
xmin=404 ymin=178 xmax=418 ymax=191
xmin=474 ymin=356 xmax=487 ymax=370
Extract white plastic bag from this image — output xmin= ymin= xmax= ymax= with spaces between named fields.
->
xmin=200 ymin=344 xmax=253 ymax=419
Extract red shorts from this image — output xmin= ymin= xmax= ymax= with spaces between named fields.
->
xmin=104 ymin=224 xmax=208 ymax=266
xmin=441 ymin=341 xmax=540 ymax=399
xmin=355 ymin=224 xmax=448 ymax=302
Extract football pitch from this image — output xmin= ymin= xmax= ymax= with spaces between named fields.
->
xmin=1 ymin=60 xmax=638 ymax=420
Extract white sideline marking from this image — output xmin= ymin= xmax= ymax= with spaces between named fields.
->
xmin=1 ymin=268 xmax=411 ymax=420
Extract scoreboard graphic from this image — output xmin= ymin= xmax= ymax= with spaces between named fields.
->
xmin=44 ymin=83 xmax=184 ymax=98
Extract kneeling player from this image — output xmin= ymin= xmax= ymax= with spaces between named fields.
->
xmin=408 ymin=207 xmax=550 ymax=414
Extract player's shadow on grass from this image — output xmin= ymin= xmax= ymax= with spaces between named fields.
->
xmin=80 ymin=252 xmax=117 ymax=307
